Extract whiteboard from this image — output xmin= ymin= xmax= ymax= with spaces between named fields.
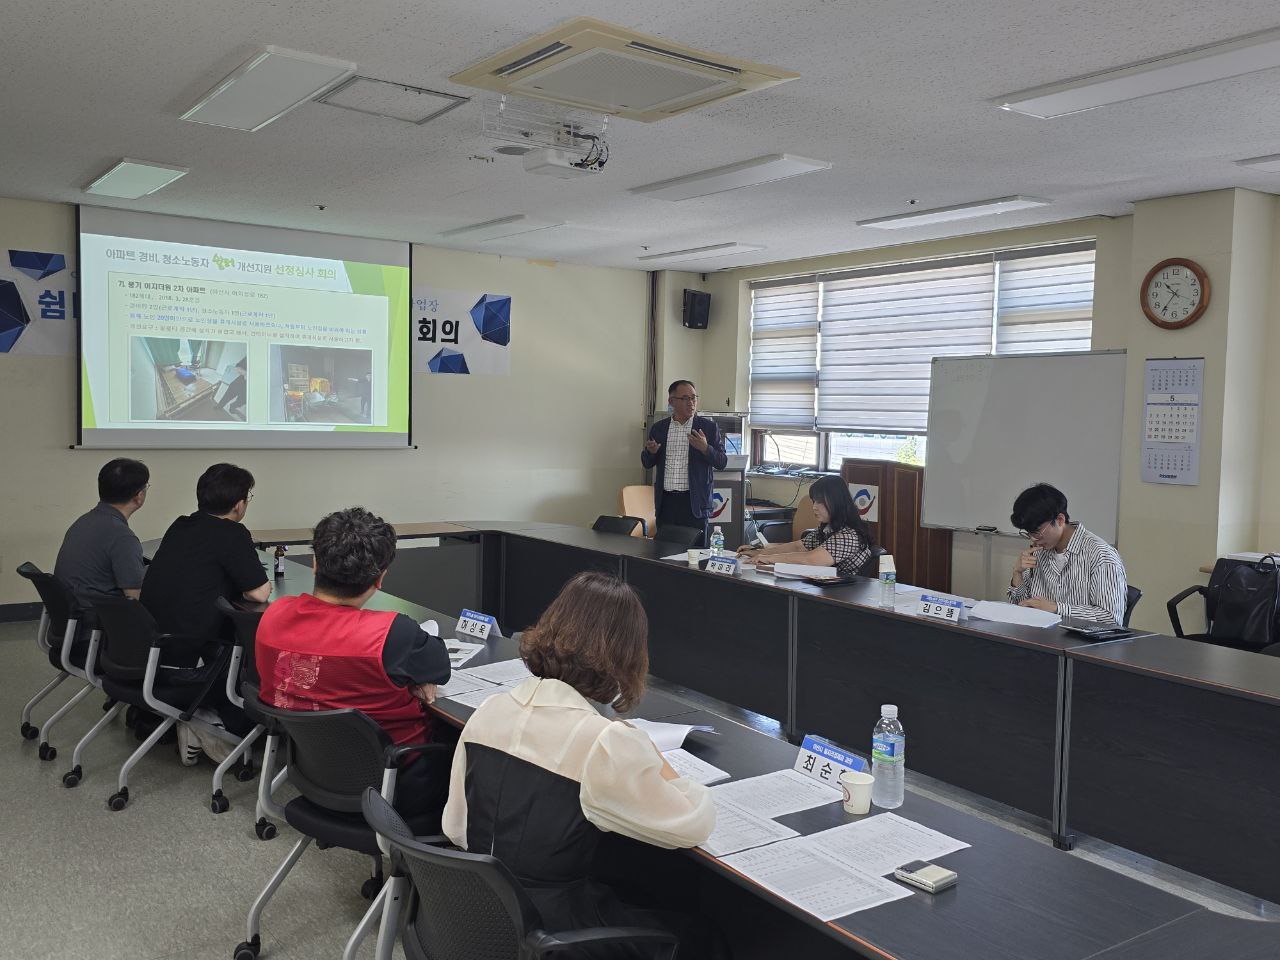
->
xmin=922 ymin=350 xmax=1126 ymax=543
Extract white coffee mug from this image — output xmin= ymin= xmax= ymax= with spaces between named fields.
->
xmin=839 ymin=769 xmax=875 ymax=815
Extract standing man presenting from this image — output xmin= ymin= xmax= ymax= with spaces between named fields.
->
xmin=641 ymin=380 xmax=728 ymax=546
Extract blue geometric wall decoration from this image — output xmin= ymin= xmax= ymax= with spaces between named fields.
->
xmin=0 ymin=279 xmax=31 ymax=352
xmin=428 ymin=347 xmax=470 ymax=374
xmin=8 ymin=250 xmax=66 ymax=281
xmin=470 ymin=294 xmax=511 ymax=347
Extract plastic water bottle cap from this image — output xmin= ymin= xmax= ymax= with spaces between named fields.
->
xmin=881 ymin=704 xmax=898 ymax=718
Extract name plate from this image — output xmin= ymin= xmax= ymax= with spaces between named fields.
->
xmin=918 ymin=594 xmax=964 ymax=623
xmin=705 ymin=555 xmax=741 ymax=576
xmin=456 ymin=609 xmax=497 ymax=639
xmin=793 ymin=733 xmax=869 ymax=788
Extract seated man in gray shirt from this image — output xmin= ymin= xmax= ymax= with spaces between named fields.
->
xmin=54 ymin=458 xmax=149 ymax=606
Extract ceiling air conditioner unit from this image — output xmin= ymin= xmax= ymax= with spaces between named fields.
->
xmin=450 ymin=17 xmax=797 ymax=122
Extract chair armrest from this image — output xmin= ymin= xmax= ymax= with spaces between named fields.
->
xmin=384 ymin=742 xmax=454 ymax=767
xmin=1166 ymin=584 xmax=1206 ymax=638
xmin=527 ymin=927 xmax=677 ymax=958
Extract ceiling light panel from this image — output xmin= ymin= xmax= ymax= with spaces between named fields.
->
xmin=638 ymin=242 xmax=765 ymax=263
xmin=182 ymin=45 xmax=356 ymax=131
xmin=317 ymin=76 xmax=468 ymax=124
xmin=85 ymin=159 xmax=188 ymax=199
xmin=631 ymin=154 xmax=832 ymax=201
xmin=441 ymin=215 xmax=565 ymax=242
xmin=857 ymin=196 xmax=1051 ymax=229
xmin=997 ymin=28 xmax=1280 ymax=119
xmin=1237 ymin=153 xmax=1280 ymax=173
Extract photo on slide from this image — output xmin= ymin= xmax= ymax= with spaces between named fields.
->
xmin=268 ymin=344 xmax=374 ymax=425
xmin=129 ymin=337 xmax=248 ymax=422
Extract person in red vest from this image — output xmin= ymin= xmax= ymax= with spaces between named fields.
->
xmin=256 ymin=506 xmax=452 ymax=821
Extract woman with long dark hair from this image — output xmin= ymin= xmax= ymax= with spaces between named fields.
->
xmin=739 ymin=474 xmax=875 ymax=579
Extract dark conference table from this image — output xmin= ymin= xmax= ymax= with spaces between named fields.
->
xmin=243 ymin=520 xmax=1280 ymax=907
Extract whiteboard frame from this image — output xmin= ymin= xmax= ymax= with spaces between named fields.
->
xmin=920 ymin=348 xmax=1126 ymax=543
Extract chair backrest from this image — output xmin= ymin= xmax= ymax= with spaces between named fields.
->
xmin=592 ymin=515 xmax=643 ymax=536
xmin=1123 ymin=584 xmax=1142 ymax=628
xmin=654 ymin=525 xmax=703 ymax=549
xmin=362 ymin=788 xmax=539 ymax=960
xmin=16 ymin=562 xmax=78 ymax=635
xmin=253 ymin=699 xmax=391 ymax=814
xmin=859 ymin=545 xmax=889 ymax=579
xmin=618 ymin=485 xmax=656 ymax=539
xmin=90 ymin=595 xmax=161 ymax=680
xmin=792 ymin=495 xmax=819 ymax=542
xmin=218 ymin=600 xmax=264 ymax=686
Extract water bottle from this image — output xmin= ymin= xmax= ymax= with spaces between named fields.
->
xmin=710 ymin=526 xmax=725 ymax=557
xmin=871 ymin=704 xmax=905 ymax=809
xmin=273 ymin=545 xmax=287 ymax=579
xmin=878 ymin=554 xmax=896 ymax=609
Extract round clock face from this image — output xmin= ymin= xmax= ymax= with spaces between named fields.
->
xmin=1141 ymin=259 xmax=1208 ymax=329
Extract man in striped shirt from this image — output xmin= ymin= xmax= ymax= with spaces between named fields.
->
xmin=1007 ymin=483 xmax=1128 ymax=624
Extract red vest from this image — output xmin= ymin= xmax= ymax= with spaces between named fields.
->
xmin=256 ymin=594 xmax=430 ymax=745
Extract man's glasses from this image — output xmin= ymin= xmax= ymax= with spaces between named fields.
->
xmin=1018 ymin=522 xmax=1050 ymax=541
xmin=671 ymin=395 xmax=698 ymax=403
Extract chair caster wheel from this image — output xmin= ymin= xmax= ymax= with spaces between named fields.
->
xmin=62 ymin=765 xmax=82 ymax=788
xmin=360 ymin=877 xmax=382 ymax=900
xmin=107 ymin=788 xmax=129 ymax=811
xmin=235 ymin=762 xmax=256 ymax=782
xmin=254 ymin=818 xmax=277 ymax=841
xmin=211 ymin=791 xmax=230 ymax=814
xmin=38 ymin=742 xmax=56 ymax=761
xmin=20 ymin=721 xmax=38 ymax=740
xmin=233 ymin=935 xmax=260 ymax=960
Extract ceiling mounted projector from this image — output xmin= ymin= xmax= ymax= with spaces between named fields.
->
xmin=522 ymin=147 xmax=603 ymax=178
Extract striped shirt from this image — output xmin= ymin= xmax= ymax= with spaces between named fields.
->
xmin=802 ymin=525 xmax=873 ymax=580
xmin=1007 ymin=524 xmax=1127 ymax=624
xmin=663 ymin=416 xmax=693 ymax=492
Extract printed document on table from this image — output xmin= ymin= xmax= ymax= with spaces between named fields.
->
xmin=711 ymin=769 xmax=842 ymax=819
xmin=800 ymin=813 xmax=970 ymax=877
xmin=629 ymin=719 xmax=716 ymax=752
xmin=663 ymin=748 xmax=730 ymax=786
xmin=458 ymin=659 xmax=534 ymax=685
xmin=437 ymin=674 xmax=485 ymax=700
xmin=722 ymin=840 xmax=911 ymax=921
xmin=970 ymin=600 xmax=1061 ymax=628
xmin=773 ymin=563 xmax=838 ymax=580
xmin=444 ymin=640 xmax=485 ymax=669
xmin=700 ymin=799 xmax=799 ymax=857
xmin=446 ymin=684 xmax=516 ymax=709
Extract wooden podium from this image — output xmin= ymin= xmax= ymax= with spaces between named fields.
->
xmin=841 ymin=458 xmax=951 ymax=592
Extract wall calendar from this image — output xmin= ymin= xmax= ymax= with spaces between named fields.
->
xmin=1142 ymin=357 xmax=1203 ymax=486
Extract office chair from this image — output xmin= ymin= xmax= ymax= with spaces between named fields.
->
xmin=857 ymin=546 xmax=889 ymax=580
xmin=1167 ymin=558 xmax=1276 ymax=651
xmin=89 ymin=595 xmax=240 ymax=810
xmin=234 ymin=702 xmax=451 ymax=960
xmin=1123 ymin=585 xmax=1142 ymax=628
xmin=360 ymin=787 xmax=679 ymax=960
xmin=654 ymin=526 xmax=703 ymax=549
xmin=209 ymin=601 xmax=268 ymax=816
xmin=14 ymin=563 xmax=105 ymax=762
xmin=591 ymin=515 xmax=645 ymax=536
xmin=618 ymin=485 xmax=656 ymax=539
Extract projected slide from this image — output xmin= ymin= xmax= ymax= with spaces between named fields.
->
xmin=79 ymin=208 xmax=409 ymax=449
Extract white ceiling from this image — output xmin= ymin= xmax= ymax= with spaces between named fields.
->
xmin=3 ymin=1 xmax=1280 ymax=271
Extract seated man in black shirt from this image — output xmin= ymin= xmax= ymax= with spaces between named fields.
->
xmin=141 ymin=462 xmax=271 ymax=667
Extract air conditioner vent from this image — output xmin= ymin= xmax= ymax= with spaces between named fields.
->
xmin=451 ymin=17 xmax=796 ymax=122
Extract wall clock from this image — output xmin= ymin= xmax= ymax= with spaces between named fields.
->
xmin=1141 ymin=258 xmax=1209 ymax=330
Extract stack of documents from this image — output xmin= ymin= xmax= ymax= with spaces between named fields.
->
xmin=628 ymin=718 xmax=716 ymax=752
xmin=441 ymin=658 xmax=535 ymax=707
xmin=772 ymin=563 xmax=838 ymax=580
xmin=970 ymin=600 xmax=1061 ymax=628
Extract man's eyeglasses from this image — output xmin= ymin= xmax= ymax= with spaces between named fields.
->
xmin=1018 ymin=522 xmax=1051 ymax=541
xmin=671 ymin=394 xmax=698 ymax=403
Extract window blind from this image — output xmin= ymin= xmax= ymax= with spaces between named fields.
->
xmin=749 ymin=281 xmax=819 ymax=429
xmin=816 ymin=257 xmax=995 ymax=433
xmin=995 ymin=245 xmax=1095 ymax=355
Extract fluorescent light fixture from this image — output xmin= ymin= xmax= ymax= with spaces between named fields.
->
xmin=317 ymin=76 xmax=468 ymax=124
xmin=1237 ymin=153 xmax=1280 ymax=173
xmin=441 ymin=215 xmax=565 ymax=242
xmin=857 ymin=196 xmax=1051 ymax=229
xmin=638 ymin=242 xmax=765 ymax=263
xmin=631 ymin=154 xmax=831 ymax=201
xmin=182 ymin=45 xmax=356 ymax=131
xmin=85 ymin=158 xmax=189 ymax=199
xmin=996 ymin=27 xmax=1280 ymax=119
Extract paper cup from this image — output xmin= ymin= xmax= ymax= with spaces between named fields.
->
xmin=839 ymin=770 xmax=875 ymax=815
xmin=687 ymin=549 xmax=702 ymax=565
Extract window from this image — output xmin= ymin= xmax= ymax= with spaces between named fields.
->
xmin=748 ymin=241 xmax=1094 ymax=470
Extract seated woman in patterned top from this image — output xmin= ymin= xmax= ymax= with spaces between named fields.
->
xmin=739 ymin=474 xmax=876 ymax=579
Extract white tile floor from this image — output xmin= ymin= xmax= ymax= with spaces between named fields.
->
xmin=0 ymin=622 xmax=401 ymax=960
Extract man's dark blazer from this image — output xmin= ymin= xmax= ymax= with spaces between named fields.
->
xmin=640 ymin=415 xmax=729 ymax=519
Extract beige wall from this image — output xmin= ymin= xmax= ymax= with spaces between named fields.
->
xmin=0 ymin=197 xmax=649 ymax=604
